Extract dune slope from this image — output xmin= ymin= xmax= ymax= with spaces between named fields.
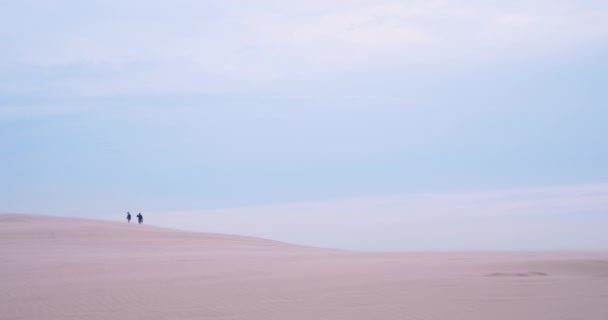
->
xmin=1 ymin=214 xmax=607 ymax=320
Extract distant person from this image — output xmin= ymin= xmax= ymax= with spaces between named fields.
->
xmin=126 ymin=212 xmax=131 ymax=223
xmin=137 ymin=213 xmax=143 ymax=224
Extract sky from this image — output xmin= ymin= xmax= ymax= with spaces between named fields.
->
xmin=1 ymin=0 xmax=607 ymax=250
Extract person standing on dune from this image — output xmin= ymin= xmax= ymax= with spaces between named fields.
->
xmin=137 ymin=213 xmax=143 ymax=224
xmin=126 ymin=212 xmax=131 ymax=223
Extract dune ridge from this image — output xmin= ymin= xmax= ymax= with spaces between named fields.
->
xmin=0 ymin=213 xmax=307 ymax=250
xmin=1 ymin=213 xmax=607 ymax=320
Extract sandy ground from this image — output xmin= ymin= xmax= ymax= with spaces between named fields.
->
xmin=1 ymin=214 xmax=607 ymax=320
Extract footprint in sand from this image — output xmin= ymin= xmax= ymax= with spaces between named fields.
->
xmin=485 ymin=272 xmax=548 ymax=277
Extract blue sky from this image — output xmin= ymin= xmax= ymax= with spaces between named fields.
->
xmin=1 ymin=0 xmax=607 ymax=250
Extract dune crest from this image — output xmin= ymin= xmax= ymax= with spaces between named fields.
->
xmin=0 ymin=213 xmax=312 ymax=252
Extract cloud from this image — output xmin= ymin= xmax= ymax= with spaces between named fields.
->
xmin=0 ymin=106 xmax=99 ymax=120
xmin=2 ymin=0 xmax=607 ymax=95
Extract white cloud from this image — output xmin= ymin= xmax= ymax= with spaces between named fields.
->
xmin=0 ymin=106 xmax=100 ymax=120
xmin=2 ymin=0 xmax=607 ymax=95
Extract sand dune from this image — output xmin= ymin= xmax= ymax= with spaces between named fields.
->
xmin=1 ymin=214 xmax=607 ymax=320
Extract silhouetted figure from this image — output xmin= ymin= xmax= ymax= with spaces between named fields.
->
xmin=126 ymin=212 xmax=131 ymax=223
xmin=137 ymin=213 xmax=143 ymax=224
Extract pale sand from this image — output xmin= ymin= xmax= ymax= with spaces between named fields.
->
xmin=1 ymin=214 xmax=607 ymax=320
